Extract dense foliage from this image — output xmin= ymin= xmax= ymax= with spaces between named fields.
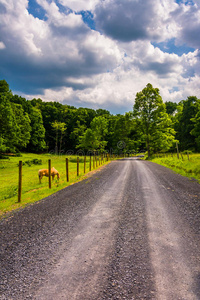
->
xmin=0 ymin=80 xmax=199 ymax=156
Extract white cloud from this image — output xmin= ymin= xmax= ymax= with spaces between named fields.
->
xmin=0 ymin=0 xmax=199 ymax=114
xmin=59 ymin=0 xmax=100 ymax=12
xmin=0 ymin=0 xmax=120 ymax=93
xmin=170 ymin=1 xmax=200 ymax=48
xmin=0 ymin=41 xmax=5 ymax=49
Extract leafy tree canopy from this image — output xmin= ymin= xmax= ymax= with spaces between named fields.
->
xmin=133 ymin=83 xmax=176 ymax=157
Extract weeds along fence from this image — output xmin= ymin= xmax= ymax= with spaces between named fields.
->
xmin=0 ymin=154 xmax=111 ymax=206
xmin=154 ymin=151 xmax=190 ymax=160
xmin=151 ymin=152 xmax=200 ymax=181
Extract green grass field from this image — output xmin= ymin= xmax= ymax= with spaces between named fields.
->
xmin=150 ymin=153 xmax=200 ymax=182
xmin=0 ymin=153 xmax=110 ymax=217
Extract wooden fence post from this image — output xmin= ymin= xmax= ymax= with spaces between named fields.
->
xmin=180 ymin=152 xmax=184 ymax=160
xmin=48 ymin=159 xmax=51 ymax=189
xmin=77 ymin=157 xmax=79 ymax=176
xmin=84 ymin=156 xmax=86 ymax=173
xmin=66 ymin=158 xmax=69 ymax=182
xmin=187 ymin=151 xmax=190 ymax=160
xmin=18 ymin=161 xmax=22 ymax=203
xmin=90 ymin=154 xmax=92 ymax=171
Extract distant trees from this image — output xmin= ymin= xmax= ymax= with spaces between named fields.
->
xmin=52 ymin=121 xmax=67 ymax=154
xmin=1 ymin=79 xmax=200 ymax=156
xmin=0 ymin=81 xmax=46 ymax=153
xmin=0 ymin=93 xmax=18 ymax=152
xmin=11 ymin=103 xmax=31 ymax=149
xmin=174 ymin=96 xmax=200 ymax=151
xmin=27 ymin=107 xmax=46 ymax=152
xmin=0 ymin=82 xmax=31 ymax=152
xmin=78 ymin=116 xmax=108 ymax=152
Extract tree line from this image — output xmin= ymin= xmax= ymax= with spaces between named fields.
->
xmin=0 ymin=80 xmax=200 ymax=157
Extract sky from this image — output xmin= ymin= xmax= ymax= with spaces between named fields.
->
xmin=0 ymin=0 xmax=200 ymax=114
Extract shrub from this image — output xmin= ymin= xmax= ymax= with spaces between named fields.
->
xmin=18 ymin=159 xmax=42 ymax=167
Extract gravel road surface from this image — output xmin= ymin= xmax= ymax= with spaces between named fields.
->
xmin=0 ymin=158 xmax=200 ymax=299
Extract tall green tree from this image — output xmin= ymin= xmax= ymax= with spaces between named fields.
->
xmin=133 ymin=83 xmax=175 ymax=157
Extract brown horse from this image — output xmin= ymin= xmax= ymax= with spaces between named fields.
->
xmin=38 ymin=167 xmax=60 ymax=183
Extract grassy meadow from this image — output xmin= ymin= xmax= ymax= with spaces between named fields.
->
xmin=150 ymin=153 xmax=200 ymax=182
xmin=0 ymin=153 xmax=110 ymax=217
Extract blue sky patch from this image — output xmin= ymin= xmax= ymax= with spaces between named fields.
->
xmin=169 ymin=86 xmax=179 ymax=93
xmin=54 ymin=0 xmax=73 ymax=15
xmin=152 ymin=38 xmax=195 ymax=56
xmin=28 ymin=0 xmax=47 ymax=20
xmin=77 ymin=11 xmax=96 ymax=30
xmin=175 ymin=0 xmax=195 ymax=5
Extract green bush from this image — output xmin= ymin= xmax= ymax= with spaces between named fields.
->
xmin=18 ymin=159 xmax=42 ymax=167
xmin=182 ymin=150 xmax=193 ymax=154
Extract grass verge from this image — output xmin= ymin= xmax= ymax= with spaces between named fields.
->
xmin=150 ymin=153 xmax=200 ymax=183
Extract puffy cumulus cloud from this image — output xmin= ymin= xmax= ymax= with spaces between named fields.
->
xmin=0 ymin=0 xmax=200 ymax=114
xmin=59 ymin=0 xmax=100 ymax=11
xmin=121 ymin=41 xmax=183 ymax=77
xmin=0 ymin=0 xmax=45 ymax=56
xmin=23 ymin=37 xmax=199 ymax=114
xmin=180 ymin=50 xmax=200 ymax=78
xmin=0 ymin=0 xmax=120 ymax=93
xmin=94 ymin=0 xmax=178 ymax=42
xmin=171 ymin=2 xmax=200 ymax=49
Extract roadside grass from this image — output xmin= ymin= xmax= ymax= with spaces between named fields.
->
xmin=150 ymin=153 xmax=200 ymax=182
xmin=0 ymin=153 xmax=110 ymax=217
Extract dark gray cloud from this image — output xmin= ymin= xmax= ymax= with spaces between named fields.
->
xmin=0 ymin=1 xmax=119 ymax=95
xmin=0 ymin=44 xmax=115 ymax=94
xmin=139 ymin=61 xmax=177 ymax=76
xmin=0 ymin=2 xmax=7 ymax=14
xmin=94 ymin=0 xmax=156 ymax=42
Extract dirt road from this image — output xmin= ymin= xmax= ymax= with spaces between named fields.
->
xmin=1 ymin=158 xmax=200 ymax=299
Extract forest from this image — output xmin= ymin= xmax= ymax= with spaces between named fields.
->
xmin=0 ymin=79 xmax=200 ymax=157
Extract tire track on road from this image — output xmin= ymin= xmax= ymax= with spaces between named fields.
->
xmin=135 ymin=160 xmax=200 ymax=300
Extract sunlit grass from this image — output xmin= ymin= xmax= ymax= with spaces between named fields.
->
xmin=0 ymin=153 xmax=110 ymax=217
xmin=150 ymin=153 xmax=200 ymax=182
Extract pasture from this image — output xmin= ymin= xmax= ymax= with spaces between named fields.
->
xmin=0 ymin=153 xmax=110 ymax=217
